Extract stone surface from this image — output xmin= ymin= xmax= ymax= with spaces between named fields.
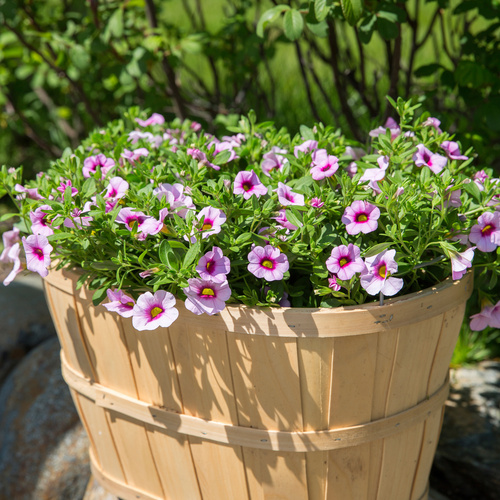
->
xmin=0 ymin=336 xmax=90 ymax=500
xmin=430 ymin=361 xmax=500 ymax=500
xmin=0 ymin=267 xmax=56 ymax=384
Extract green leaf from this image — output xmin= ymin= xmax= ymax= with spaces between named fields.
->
xmin=341 ymin=0 xmax=364 ymax=26
xmin=283 ymin=9 xmax=304 ymax=41
xmin=159 ymin=240 xmax=179 ymax=269
xmin=455 ymin=60 xmax=493 ymax=88
xmin=314 ymin=0 xmax=329 ymax=22
xmin=0 ymin=213 xmax=18 ymax=222
xmin=256 ymin=5 xmax=290 ymax=38
xmin=69 ymin=45 xmax=91 ymax=70
xmin=358 ymin=14 xmax=376 ymax=43
xmin=183 ymin=241 xmax=200 ymax=268
xmin=285 ymin=208 xmax=303 ymax=228
xmin=299 ymin=124 xmax=315 ymax=141
xmin=306 ymin=20 xmax=329 ymax=37
xmin=92 ymin=287 xmax=108 ymax=306
xmin=377 ymin=17 xmax=399 ymax=40
xmin=363 ymin=242 xmax=393 ymax=258
xmin=213 ymin=149 xmax=231 ymax=165
xmin=463 ymin=179 xmax=481 ymax=202
xmin=414 ymin=63 xmax=443 ymax=78
xmin=108 ymin=8 xmax=124 ymax=38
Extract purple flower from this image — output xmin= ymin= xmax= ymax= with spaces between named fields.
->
xmin=14 ymin=183 xmax=43 ymax=200
xmin=310 ymin=197 xmax=324 ymax=208
xmin=247 ymin=245 xmax=289 ymax=281
xmin=63 ymin=204 xmax=93 ymax=229
xmin=326 ymin=244 xmax=366 ymax=280
xmin=207 ymin=140 xmax=238 ymax=162
xmin=342 ymin=200 xmax=380 ymax=235
xmin=275 ymin=182 xmax=305 ymax=206
xmin=233 ymin=170 xmax=268 ymax=199
xmin=441 ymin=141 xmax=468 ymax=161
xmin=104 ymin=177 xmax=129 ymax=200
xmin=2 ymin=242 xmax=23 ymax=286
xmin=116 ymin=208 xmax=163 ymax=240
xmin=261 ymin=147 xmax=288 ymax=176
xmin=360 ymin=249 xmax=404 ymax=297
xmin=273 ymin=209 xmax=297 ymax=231
xmin=184 ymin=278 xmax=231 ymax=315
xmin=369 ymin=117 xmax=400 ymax=140
xmin=187 ymin=148 xmax=219 ymax=171
xmin=153 ymin=183 xmax=195 ymax=217
xmin=135 ymin=113 xmax=165 ymax=127
xmin=30 ymin=205 xmax=54 ymax=236
xmin=121 ymin=148 xmax=149 ymax=165
xmin=328 ymin=275 xmax=341 ymax=291
xmin=469 ymin=301 xmax=500 ymax=331
xmin=196 ymin=246 xmax=231 ymax=283
xmin=0 ymin=227 xmax=21 ymax=263
xmin=196 ymin=206 xmax=226 ymax=238
xmin=191 ymin=121 xmax=202 ymax=132
xmin=345 ymin=162 xmax=357 ymax=178
xmin=56 ymin=179 xmax=78 ymax=197
xmin=310 ymin=150 xmax=339 ymax=180
xmin=413 ymin=144 xmax=447 ymax=174
xmin=83 ymin=154 xmax=115 ymax=178
xmin=469 ymin=212 xmax=500 ymax=252
xmin=103 ymin=289 xmax=136 ymax=318
xmin=344 ymin=146 xmax=365 ymax=161
xmin=423 ymin=117 xmax=442 ymax=133
xmin=450 ymin=247 xmax=475 ymax=280
xmin=359 ymin=156 xmax=389 ymax=194
xmin=22 ymin=234 xmax=53 ymax=278
xmin=132 ymin=290 xmax=179 ymax=331
xmin=294 ymin=140 xmax=318 ymax=157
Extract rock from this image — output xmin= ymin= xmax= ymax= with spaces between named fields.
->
xmin=0 ymin=336 xmax=90 ymax=500
xmin=0 ymin=268 xmax=56 ymax=384
xmin=430 ymin=361 xmax=500 ymax=500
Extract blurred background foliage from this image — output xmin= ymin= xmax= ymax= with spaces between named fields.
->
xmin=0 ymin=0 xmax=499 ymax=177
xmin=0 ymin=0 xmax=498 ymax=361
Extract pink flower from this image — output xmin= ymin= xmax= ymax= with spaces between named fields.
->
xmin=30 ymin=205 xmax=54 ymax=236
xmin=469 ymin=212 xmax=500 ymax=252
xmin=104 ymin=177 xmax=129 ymax=200
xmin=22 ymin=234 xmax=53 ymax=278
xmin=328 ymin=275 xmax=341 ymax=291
xmin=450 ymin=247 xmax=475 ymax=280
xmin=440 ymin=141 xmax=468 ymax=161
xmin=184 ymin=278 xmax=231 ymax=315
xmin=359 ymin=156 xmax=389 ymax=194
xmin=273 ymin=209 xmax=297 ymax=231
xmin=103 ymin=289 xmax=136 ymax=318
xmin=326 ymin=244 xmax=366 ymax=280
xmin=135 ymin=113 xmax=165 ymax=127
xmin=413 ymin=144 xmax=447 ymax=174
xmin=187 ymin=148 xmax=219 ymax=171
xmin=423 ymin=117 xmax=442 ymax=133
xmin=275 ymin=182 xmax=305 ymax=206
xmin=294 ymin=140 xmax=318 ymax=157
xmin=344 ymin=146 xmax=365 ymax=161
xmin=247 ymin=245 xmax=289 ymax=281
xmin=345 ymin=162 xmax=358 ymax=178
xmin=191 ymin=121 xmax=202 ymax=132
xmin=207 ymin=140 xmax=238 ymax=162
xmin=83 ymin=154 xmax=115 ymax=178
xmin=116 ymin=208 xmax=163 ymax=240
xmin=310 ymin=150 xmax=339 ymax=180
xmin=121 ymin=148 xmax=149 ymax=165
xmin=132 ymin=290 xmax=179 ymax=331
xmin=360 ymin=249 xmax=404 ymax=296
xmin=473 ymin=170 xmax=488 ymax=185
xmin=310 ymin=197 xmax=324 ymax=208
xmin=196 ymin=246 xmax=231 ymax=283
xmin=369 ymin=117 xmax=400 ymax=140
xmin=196 ymin=207 xmax=226 ymax=239
xmin=442 ymin=188 xmax=462 ymax=209
xmin=469 ymin=301 xmax=500 ymax=331
xmin=261 ymin=147 xmax=288 ymax=176
xmin=128 ymin=130 xmax=154 ymax=144
xmin=56 ymin=180 xmax=78 ymax=197
xmin=2 ymin=242 xmax=23 ymax=286
xmin=14 ymin=184 xmax=43 ymax=200
xmin=63 ymin=205 xmax=93 ymax=229
xmin=342 ymin=200 xmax=380 ymax=235
xmin=153 ymin=183 xmax=195 ymax=217
xmin=233 ymin=170 xmax=268 ymax=199
xmin=0 ymin=227 xmax=21 ymax=263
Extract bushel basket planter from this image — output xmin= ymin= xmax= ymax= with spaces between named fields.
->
xmin=43 ymin=267 xmax=472 ymax=500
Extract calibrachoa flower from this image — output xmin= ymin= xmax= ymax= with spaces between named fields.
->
xmin=83 ymin=154 xmax=115 ymax=178
xmin=135 ymin=113 xmax=165 ymax=127
xmin=121 ymin=148 xmax=149 ymax=165
xmin=275 ymin=182 xmax=305 ymax=206
xmin=342 ymin=200 xmax=380 ymax=235
xmin=0 ymin=227 xmax=21 ymax=262
xmin=450 ymin=247 xmax=475 ymax=280
xmin=14 ymin=183 xmax=43 ymax=200
xmin=2 ymin=242 xmax=23 ymax=286
xmin=154 ymin=183 xmax=195 ymax=217
xmin=328 ymin=275 xmax=341 ymax=291
xmin=413 ymin=144 xmax=447 ymax=174
xmin=441 ymin=141 xmax=468 ymax=160
xmin=468 ymin=212 xmax=500 ymax=252
xmin=196 ymin=246 xmax=231 ymax=283
xmin=116 ymin=208 xmax=163 ymax=240
xmin=103 ymin=289 xmax=136 ymax=318
xmin=310 ymin=150 xmax=339 ymax=180
xmin=56 ymin=180 xmax=78 ymax=197
xmin=469 ymin=301 xmax=500 ymax=330
xmin=360 ymin=249 xmax=404 ymax=296
xmin=30 ymin=205 xmax=54 ymax=236
xmin=423 ymin=117 xmax=442 ymax=133
xmin=310 ymin=197 xmax=324 ymax=208
xmin=273 ymin=209 xmax=297 ymax=231
xmin=359 ymin=156 xmax=389 ymax=194
xmin=326 ymin=244 xmax=366 ymax=281
xmin=132 ymin=290 xmax=179 ymax=331
xmin=261 ymin=147 xmax=288 ymax=176
xmin=184 ymin=278 xmax=231 ymax=315
xmin=196 ymin=206 xmax=226 ymax=238
xmin=22 ymin=234 xmax=53 ymax=278
xmin=63 ymin=204 xmax=93 ymax=229
xmin=247 ymin=245 xmax=289 ymax=281
xmin=369 ymin=117 xmax=400 ymax=140
xmin=104 ymin=177 xmax=129 ymax=200
xmin=187 ymin=148 xmax=219 ymax=170
xmin=233 ymin=170 xmax=268 ymax=199
xmin=294 ymin=140 xmax=318 ymax=157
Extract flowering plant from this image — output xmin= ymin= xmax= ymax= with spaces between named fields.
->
xmin=1 ymin=98 xmax=499 ymax=331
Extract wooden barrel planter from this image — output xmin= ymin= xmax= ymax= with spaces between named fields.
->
xmin=43 ymin=267 xmax=472 ymax=500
